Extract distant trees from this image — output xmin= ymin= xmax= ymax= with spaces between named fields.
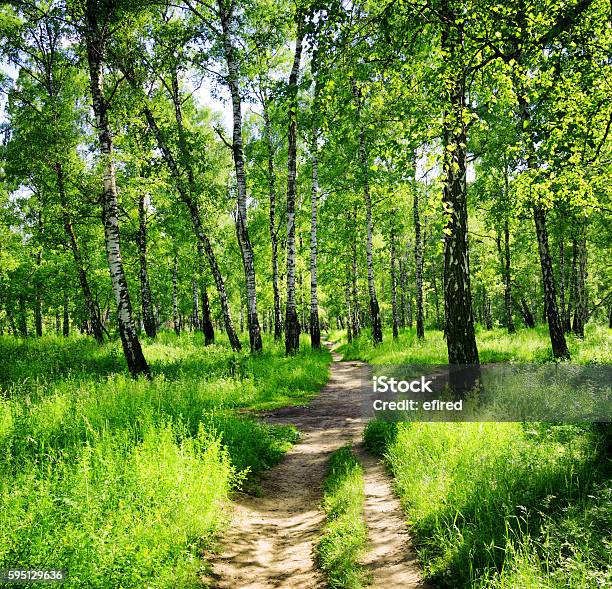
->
xmin=0 ymin=0 xmax=609 ymax=370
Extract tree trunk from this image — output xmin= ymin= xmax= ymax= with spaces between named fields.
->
xmin=55 ymin=162 xmax=104 ymax=342
xmin=34 ymin=278 xmax=43 ymax=336
xmin=201 ymin=282 xmax=214 ymax=345
xmin=351 ymin=229 xmax=361 ymax=338
xmin=196 ymin=242 xmax=215 ymax=345
xmin=345 ymin=272 xmax=353 ymax=344
xmin=353 ymin=82 xmax=382 ymax=345
xmin=7 ymin=303 xmax=17 ymax=336
xmin=399 ymin=256 xmax=406 ymax=329
xmin=572 ymin=223 xmax=587 ymax=338
xmin=390 ymin=221 xmax=399 ymax=340
xmin=218 ymin=0 xmax=262 ymax=353
xmin=534 ymin=205 xmax=570 ymax=357
xmin=172 ymin=253 xmax=180 ymax=336
xmin=187 ymin=200 xmax=241 ymax=351
xmin=515 ymin=78 xmax=569 ymax=358
xmin=262 ymin=100 xmax=283 ymax=341
xmin=62 ymin=290 xmax=69 ymax=336
xmin=483 ymin=290 xmax=493 ymax=330
xmin=503 ymin=220 xmax=515 ymax=333
xmin=84 ymin=8 xmax=149 ymax=376
xmin=519 ymin=297 xmax=536 ymax=328
xmin=284 ymin=16 xmax=305 ymax=355
xmin=18 ymin=295 xmax=28 ymax=337
xmin=496 ymin=221 xmax=515 ymax=333
xmin=138 ymin=189 xmax=156 ymax=338
xmin=192 ymin=279 xmax=200 ymax=331
xmin=440 ymin=3 xmax=479 ymax=372
xmin=309 ymin=129 xmax=321 ymax=350
xmin=414 ymin=187 xmax=425 ymax=339
xmin=559 ymin=233 xmax=567 ymax=333
xmin=141 ymin=104 xmax=240 ymax=351
xmin=441 ymin=60 xmax=479 ymax=368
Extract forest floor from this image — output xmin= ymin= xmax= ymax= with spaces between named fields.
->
xmin=206 ymin=346 xmax=430 ymax=589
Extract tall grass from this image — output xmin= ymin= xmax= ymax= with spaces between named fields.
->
xmin=353 ymin=322 xmax=612 ymax=588
xmin=0 ymin=332 xmax=330 ymax=589
xmin=364 ymin=421 xmax=610 ymax=588
xmin=333 ymin=324 xmax=611 ymax=365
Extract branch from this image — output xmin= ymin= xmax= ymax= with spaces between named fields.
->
xmin=214 ymin=125 xmax=233 ymax=149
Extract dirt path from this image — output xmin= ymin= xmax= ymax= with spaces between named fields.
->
xmin=206 ymin=349 xmax=430 ymax=589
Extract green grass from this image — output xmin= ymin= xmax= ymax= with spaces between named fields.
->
xmin=364 ymin=421 xmax=611 ymax=589
xmin=333 ymin=323 xmax=611 ymax=365
xmin=316 ymin=445 xmax=369 ymax=589
xmin=0 ymin=332 xmax=330 ymax=589
xmin=351 ymin=322 xmax=612 ymax=589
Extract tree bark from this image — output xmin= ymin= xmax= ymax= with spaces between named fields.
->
xmin=351 ymin=226 xmax=361 ymax=338
xmin=440 ymin=3 xmax=479 ymax=371
xmin=34 ymin=250 xmax=43 ymax=337
xmin=390 ymin=221 xmax=399 ymax=340
xmin=138 ymin=188 xmax=156 ymax=338
xmin=414 ymin=187 xmax=425 ymax=339
xmin=262 ymin=99 xmax=283 ymax=341
xmin=309 ymin=128 xmax=321 ymax=350
xmin=345 ymin=271 xmax=353 ymax=344
xmin=284 ymin=15 xmax=305 ymax=355
xmin=503 ymin=220 xmax=515 ymax=333
xmin=514 ymin=75 xmax=569 ymax=358
xmin=218 ymin=0 xmax=262 ymax=353
xmin=186 ymin=200 xmax=241 ymax=351
xmin=572 ymin=222 xmax=587 ymax=338
xmin=533 ymin=205 xmax=570 ymax=357
xmin=496 ymin=220 xmax=515 ymax=334
xmin=172 ymin=253 xmax=180 ymax=336
xmin=84 ymin=5 xmax=149 ymax=377
xmin=483 ymin=290 xmax=493 ymax=330
xmin=201 ymin=282 xmax=215 ymax=345
xmin=399 ymin=256 xmax=406 ymax=329
xmin=195 ymin=242 xmax=215 ymax=345
xmin=62 ymin=290 xmax=69 ymax=336
xmin=18 ymin=295 xmax=28 ymax=337
xmin=192 ymin=279 xmax=200 ymax=331
xmin=559 ymin=232 xmax=567 ymax=333
xmin=519 ymin=297 xmax=536 ymax=328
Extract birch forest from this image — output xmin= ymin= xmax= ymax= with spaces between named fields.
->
xmin=0 ymin=1 xmax=611 ymax=588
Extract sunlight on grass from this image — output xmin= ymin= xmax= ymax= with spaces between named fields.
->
xmin=0 ymin=332 xmax=330 ymax=589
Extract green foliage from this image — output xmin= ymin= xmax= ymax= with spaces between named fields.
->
xmin=377 ymin=422 xmax=610 ymax=589
xmin=0 ymin=333 xmax=330 ymax=589
xmin=337 ymin=324 xmax=611 ymax=365
xmin=316 ymin=445 xmax=369 ymax=589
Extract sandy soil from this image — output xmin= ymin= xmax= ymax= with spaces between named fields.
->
xmin=205 ymin=349 xmax=431 ymax=589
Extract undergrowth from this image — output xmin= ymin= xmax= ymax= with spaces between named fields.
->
xmin=0 ymin=332 xmax=330 ymax=589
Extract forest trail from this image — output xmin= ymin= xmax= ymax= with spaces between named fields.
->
xmin=206 ymin=346 xmax=430 ymax=589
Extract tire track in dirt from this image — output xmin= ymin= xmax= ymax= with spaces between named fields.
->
xmin=206 ymin=348 xmax=431 ymax=589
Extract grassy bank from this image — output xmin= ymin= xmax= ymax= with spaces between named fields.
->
xmin=0 ymin=332 xmax=330 ymax=589
xmin=343 ymin=324 xmax=611 ymax=588
xmin=316 ymin=445 xmax=368 ymax=589
xmin=331 ymin=323 xmax=611 ymax=365
xmin=364 ymin=421 xmax=610 ymax=589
